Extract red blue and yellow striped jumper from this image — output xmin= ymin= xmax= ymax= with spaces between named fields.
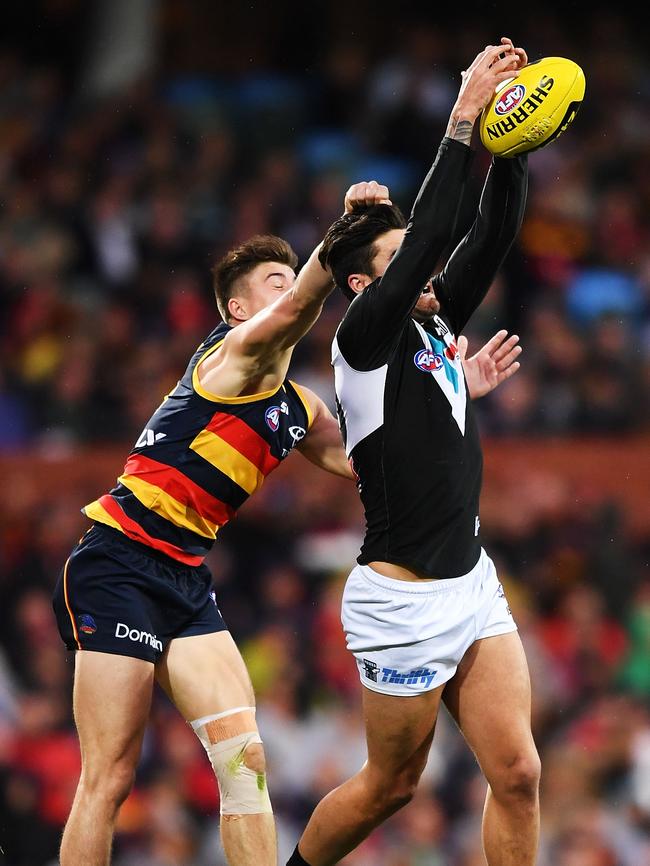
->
xmin=83 ymin=322 xmax=313 ymax=564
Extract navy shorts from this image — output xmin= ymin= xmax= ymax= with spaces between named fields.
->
xmin=52 ymin=524 xmax=227 ymax=663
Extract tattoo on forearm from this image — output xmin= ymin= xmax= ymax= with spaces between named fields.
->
xmin=446 ymin=118 xmax=474 ymax=146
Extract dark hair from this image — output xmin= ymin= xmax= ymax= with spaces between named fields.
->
xmin=212 ymin=235 xmax=298 ymax=321
xmin=319 ymin=204 xmax=407 ymax=301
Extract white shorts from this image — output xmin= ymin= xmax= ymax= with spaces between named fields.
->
xmin=341 ymin=548 xmax=517 ymax=697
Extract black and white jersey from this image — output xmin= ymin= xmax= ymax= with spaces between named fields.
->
xmin=333 ymin=138 xmax=528 ymax=578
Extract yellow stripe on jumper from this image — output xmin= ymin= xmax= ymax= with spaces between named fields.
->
xmin=190 ymin=429 xmax=264 ymax=496
xmin=83 ymin=500 xmax=125 ymax=533
xmin=118 ymin=473 xmax=218 ymax=539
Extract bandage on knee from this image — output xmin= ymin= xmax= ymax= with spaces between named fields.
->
xmin=191 ymin=706 xmax=272 ymax=815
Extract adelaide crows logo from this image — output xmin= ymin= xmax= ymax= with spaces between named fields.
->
xmin=78 ymin=614 xmax=97 ymax=635
xmin=414 ymin=349 xmax=444 ymax=373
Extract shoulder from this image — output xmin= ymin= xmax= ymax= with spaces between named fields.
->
xmin=287 ymin=380 xmax=320 ymax=429
xmin=201 ymin=321 xmax=231 ymax=348
xmin=191 ymin=321 xmax=229 ymax=364
xmin=335 ymin=281 xmax=388 ymax=366
xmin=337 ymin=289 xmax=369 ymax=337
xmin=184 ymin=321 xmax=229 ymax=369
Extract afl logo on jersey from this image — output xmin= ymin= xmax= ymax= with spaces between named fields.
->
xmin=414 ymin=349 xmax=444 ymax=373
xmin=265 ymin=406 xmax=281 ymax=431
xmin=266 ymin=401 xmax=289 ymax=432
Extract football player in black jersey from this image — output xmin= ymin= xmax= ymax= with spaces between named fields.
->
xmin=288 ymin=39 xmax=540 ymax=866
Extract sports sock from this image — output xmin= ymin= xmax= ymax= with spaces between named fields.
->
xmin=286 ymin=844 xmax=311 ymax=866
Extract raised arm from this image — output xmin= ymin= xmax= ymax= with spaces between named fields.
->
xmin=198 ymin=184 xmax=390 ymax=398
xmin=432 ymin=152 xmax=529 ymax=334
xmin=221 ymin=243 xmax=332 ymax=363
xmin=224 ymin=183 xmax=392 ymax=364
xmin=337 ymin=41 xmax=526 ymax=360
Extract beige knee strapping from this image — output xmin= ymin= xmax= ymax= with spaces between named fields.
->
xmin=191 ymin=706 xmax=273 ymax=815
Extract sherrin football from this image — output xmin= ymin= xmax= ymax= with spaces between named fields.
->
xmin=479 ymin=56 xmax=586 ymax=157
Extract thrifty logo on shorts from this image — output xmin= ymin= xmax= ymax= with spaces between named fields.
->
xmin=362 ymin=660 xmax=437 ymax=688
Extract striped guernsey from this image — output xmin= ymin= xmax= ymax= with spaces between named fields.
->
xmin=83 ymin=322 xmax=312 ymax=564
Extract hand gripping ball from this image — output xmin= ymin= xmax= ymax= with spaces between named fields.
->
xmin=479 ymin=56 xmax=586 ymax=157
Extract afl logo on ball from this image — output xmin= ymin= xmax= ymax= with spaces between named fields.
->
xmin=414 ymin=349 xmax=444 ymax=373
xmin=495 ymin=84 xmax=526 ymax=116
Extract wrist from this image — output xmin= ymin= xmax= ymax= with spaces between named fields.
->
xmin=445 ymin=111 xmax=475 ymax=146
xmin=450 ymin=99 xmax=480 ymax=124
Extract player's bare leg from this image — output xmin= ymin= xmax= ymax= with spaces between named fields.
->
xmin=155 ymin=631 xmax=276 ymax=866
xmin=60 ymin=652 xmax=154 ymax=866
xmin=295 ymin=683 xmax=444 ymax=866
xmin=443 ymin=631 xmax=540 ymax=866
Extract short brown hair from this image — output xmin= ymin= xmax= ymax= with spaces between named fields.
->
xmin=212 ymin=235 xmax=298 ymax=322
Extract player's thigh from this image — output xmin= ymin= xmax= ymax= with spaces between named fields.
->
xmin=442 ymin=631 xmax=538 ymax=782
xmin=155 ymin=630 xmax=255 ymax=721
xmin=363 ymin=682 xmax=445 ymax=785
xmin=73 ymin=650 xmax=154 ymax=771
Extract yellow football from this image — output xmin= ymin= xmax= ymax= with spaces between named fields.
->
xmin=479 ymin=56 xmax=586 ymax=157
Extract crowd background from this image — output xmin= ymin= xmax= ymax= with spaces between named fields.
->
xmin=1 ymin=1 xmax=649 ymax=864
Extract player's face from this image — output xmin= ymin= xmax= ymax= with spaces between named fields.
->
xmin=238 ymin=261 xmax=297 ymax=318
xmin=369 ymin=229 xmax=441 ymax=320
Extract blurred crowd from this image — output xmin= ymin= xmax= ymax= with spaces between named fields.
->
xmin=1 ymin=6 xmax=650 ymax=450
xmin=1 ymin=3 xmax=650 ymax=865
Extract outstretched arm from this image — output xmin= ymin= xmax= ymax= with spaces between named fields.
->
xmin=198 ymin=183 xmax=390 ymax=397
xmin=224 ymin=243 xmax=332 ymax=361
xmin=460 ymin=330 xmax=522 ymax=399
xmin=226 ymin=182 xmax=392 ymax=362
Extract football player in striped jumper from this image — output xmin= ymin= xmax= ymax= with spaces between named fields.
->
xmin=52 ymin=185 xmax=381 ymax=866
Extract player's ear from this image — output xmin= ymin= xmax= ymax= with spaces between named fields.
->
xmin=227 ymin=296 xmax=248 ymax=322
xmin=348 ymin=274 xmax=371 ymax=295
